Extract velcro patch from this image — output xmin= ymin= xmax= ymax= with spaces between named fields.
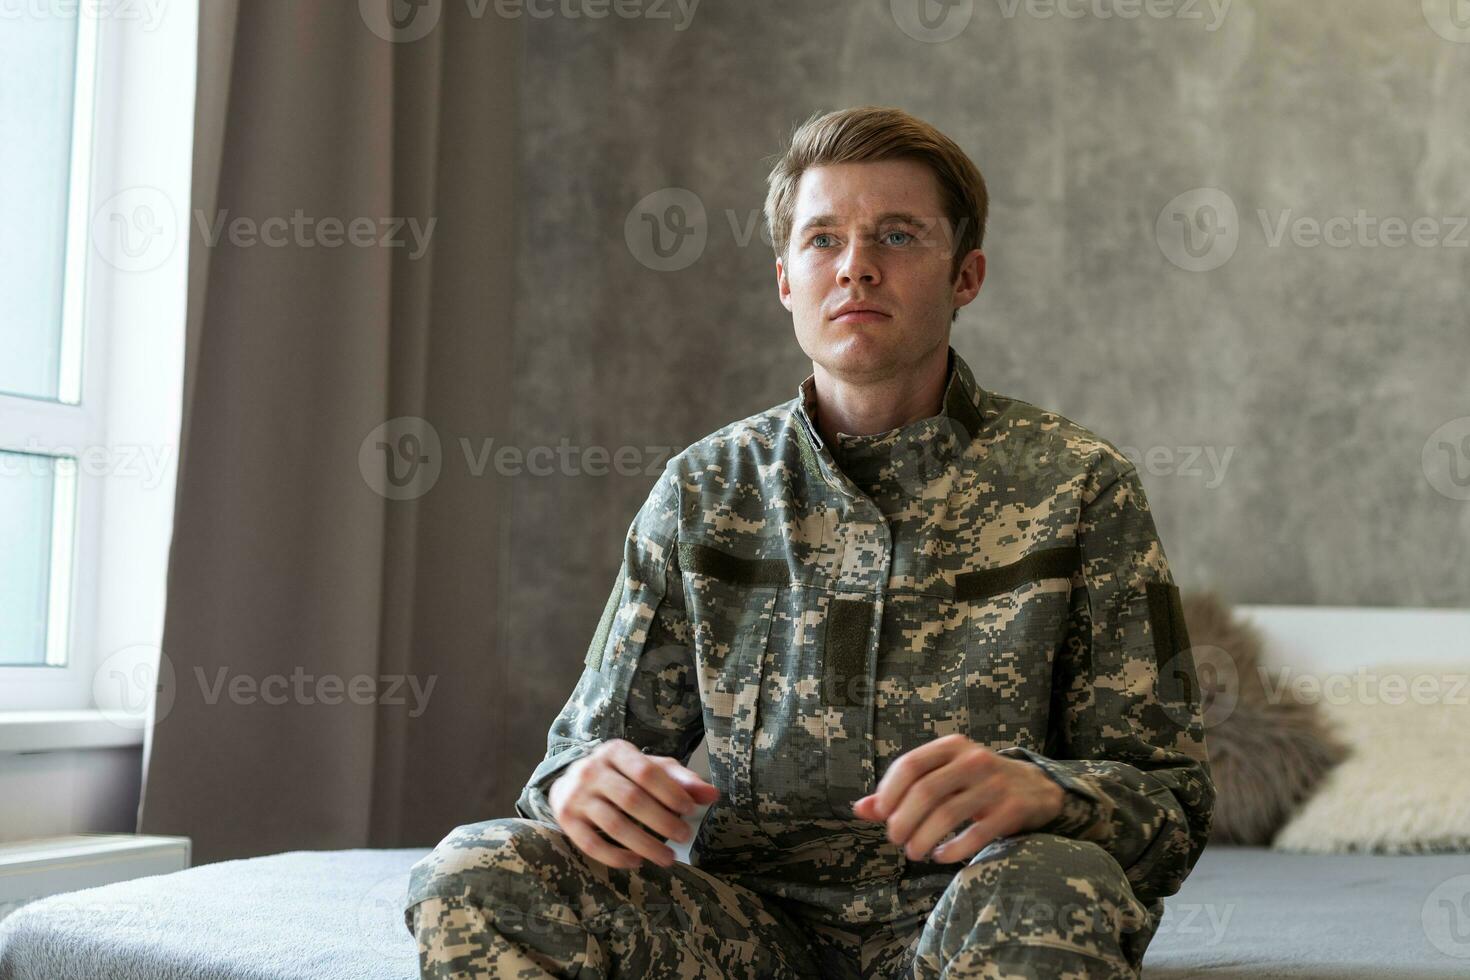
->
xmin=823 ymin=597 xmax=874 ymax=706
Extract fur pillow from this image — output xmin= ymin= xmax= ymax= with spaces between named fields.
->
xmin=1271 ymin=661 xmax=1470 ymax=854
xmin=1179 ymin=591 xmax=1349 ymax=846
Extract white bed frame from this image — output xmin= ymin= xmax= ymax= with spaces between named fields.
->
xmin=1235 ymin=604 xmax=1470 ymax=671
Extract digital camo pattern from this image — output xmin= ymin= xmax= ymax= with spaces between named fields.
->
xmin=405 ymin=817 xmax=821 ymax=978
xmin=406 ymin=818 xmax=1153 ymax=979
xmin=410 ymin=345 xmax=1214 ymax=976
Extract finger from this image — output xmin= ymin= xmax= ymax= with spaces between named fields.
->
xmin=931 ymin=802 xmax=1025 ymax=864
xmin=870 ymin=734 xmax=965 ymax=821
xmin=903 ymin=786 xmax=989 ymax=861
xmin=609 ymin=745 xmax=700 ymax=816
xmin=663 ymin=761 xmax=720 ymax=804
xmin=602 ymin=770 xmax=694 ymax=844
xmin=672 ymin=769 xmax=721 ymax=805
xmin=562 ymin=815 xmax=643 ymax=869
xmin=585 ymin=797 xmax=676 ymax=867
xmin=887 ymin=746 xmax=1006 ymax=845
xmin=886 ymin=759 xmax=993 ymax=846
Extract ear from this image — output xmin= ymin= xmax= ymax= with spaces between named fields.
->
xmin=951 ymin=249 xmax=986 ymax=311
xmin=776 ymin=255 xmax=793 ymax=313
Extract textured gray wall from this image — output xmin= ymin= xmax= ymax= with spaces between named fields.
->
xmin=496 ymin=0 xmax=1470 ymax=814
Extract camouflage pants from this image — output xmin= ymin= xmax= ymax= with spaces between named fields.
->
xmin=403 ymin=817 xmax=1155 ymax=979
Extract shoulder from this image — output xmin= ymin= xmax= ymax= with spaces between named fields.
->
xmin=664 ymin=399 xmax=799 ymax=479
xmin=978 ymin=389 xmax=1138 ymax=491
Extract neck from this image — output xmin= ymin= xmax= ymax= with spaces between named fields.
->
xmin=812 ymin=344 xmax=950 ymax=446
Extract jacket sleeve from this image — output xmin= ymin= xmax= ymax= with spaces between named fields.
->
xmin=514 ymin=462 xmax=704 ymax=827
xmin=996 ymin=455 xmax=1216 ymax=908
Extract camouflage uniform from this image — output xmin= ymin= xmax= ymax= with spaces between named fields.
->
xmin=406 ymin=346 xmax=1215 ymax=978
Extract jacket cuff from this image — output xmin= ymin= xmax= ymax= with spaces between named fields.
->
xmin=997 ymin=745 xmax=1104 ymax=839
xmin=513 ymin=746 xmax=595 ymax=825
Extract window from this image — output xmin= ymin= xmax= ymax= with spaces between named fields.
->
xmin=0 ymin=3 xmax=196 ymax=718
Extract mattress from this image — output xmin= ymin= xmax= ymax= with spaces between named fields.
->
xmin=1 ymin=843 xmax=1466 ymax=978
xmin=1141 ymin=844 xmax=1470 ymax=977
xmin=0 ymin=848 xmax=426 ymax=980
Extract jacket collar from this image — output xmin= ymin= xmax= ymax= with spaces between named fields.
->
xmin=793 ymin=345 xmax=989 ymax=491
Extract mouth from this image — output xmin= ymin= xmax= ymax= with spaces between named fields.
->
xmin=831 ymin=309 xmax=892 ymax=324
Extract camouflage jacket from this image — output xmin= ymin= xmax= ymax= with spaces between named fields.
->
xmin=515 ymin=345 xmax=1215 ymax=929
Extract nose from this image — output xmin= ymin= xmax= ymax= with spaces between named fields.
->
xmin=835 ymin=238 xmax=881 ymax=287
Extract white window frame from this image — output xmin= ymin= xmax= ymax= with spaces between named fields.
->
xmin=0 ymin=2 xmax=197 ymax=729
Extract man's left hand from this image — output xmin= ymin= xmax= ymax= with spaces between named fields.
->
xmin=851 ymin=734 xmax=1066 ymax=864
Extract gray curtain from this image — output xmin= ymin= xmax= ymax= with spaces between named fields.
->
xmin=140 ymin=1 xmax=521 ymax=863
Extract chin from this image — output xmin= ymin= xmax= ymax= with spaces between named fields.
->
xmin=817 ymin=326 xmax=902 ymax=375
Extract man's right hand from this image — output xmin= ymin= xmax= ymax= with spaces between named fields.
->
xmin=548 ymin=739 xmax=719 ymax=870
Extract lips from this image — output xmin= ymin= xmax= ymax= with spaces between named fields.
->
xmin=830 ymin=301 xmax=892 ymax=321
xmin=832 ymin=310 xmax=890 ymax=324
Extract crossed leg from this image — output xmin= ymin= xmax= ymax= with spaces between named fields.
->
xmin=769 ymin=832 xmax=1157 ymax=979
xmin=902 ymin=832 xmax=1157 ymax=979
xmin=404 ymin=817 xmax=822 ymax=979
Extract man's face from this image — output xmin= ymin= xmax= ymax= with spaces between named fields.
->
xmin=776 ymin=158 xmax=984 ymax=383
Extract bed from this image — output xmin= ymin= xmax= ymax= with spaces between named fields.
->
xmin=2 ymin=604 xmax=1465 ymax=979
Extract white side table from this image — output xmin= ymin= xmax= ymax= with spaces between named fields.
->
xmin=0 ymin=834 xmax=191 ymax=921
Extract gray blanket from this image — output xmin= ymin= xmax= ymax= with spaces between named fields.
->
xmin=2 ymin=843 xmax=1467 ymax=978
xmin=1142 ymin=844 xmax=1470 ymax=977
xmin=0 ymin=848 xmax=426 ymax=980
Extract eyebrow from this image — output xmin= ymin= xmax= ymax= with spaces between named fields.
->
xmin=797 ymin=212 xmax=931 ymax=234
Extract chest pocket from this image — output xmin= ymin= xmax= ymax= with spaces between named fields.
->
xmin=677 ymin=542 xmax=783 ymax=812
xmin=958 ymin=546 xmax=1078 ymax=749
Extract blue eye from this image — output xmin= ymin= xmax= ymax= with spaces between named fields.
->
xmin=811 ymin=233 xmax=834 ymax=248
xmin=883 ymin=230 xmax=913 ymax=246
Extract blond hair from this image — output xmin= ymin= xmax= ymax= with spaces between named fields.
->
xmin=763 ymin=106 xmax=988 ymax=321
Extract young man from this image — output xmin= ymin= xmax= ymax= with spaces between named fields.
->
xmin=405 ymin=106 xmax=1215 ymax=979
